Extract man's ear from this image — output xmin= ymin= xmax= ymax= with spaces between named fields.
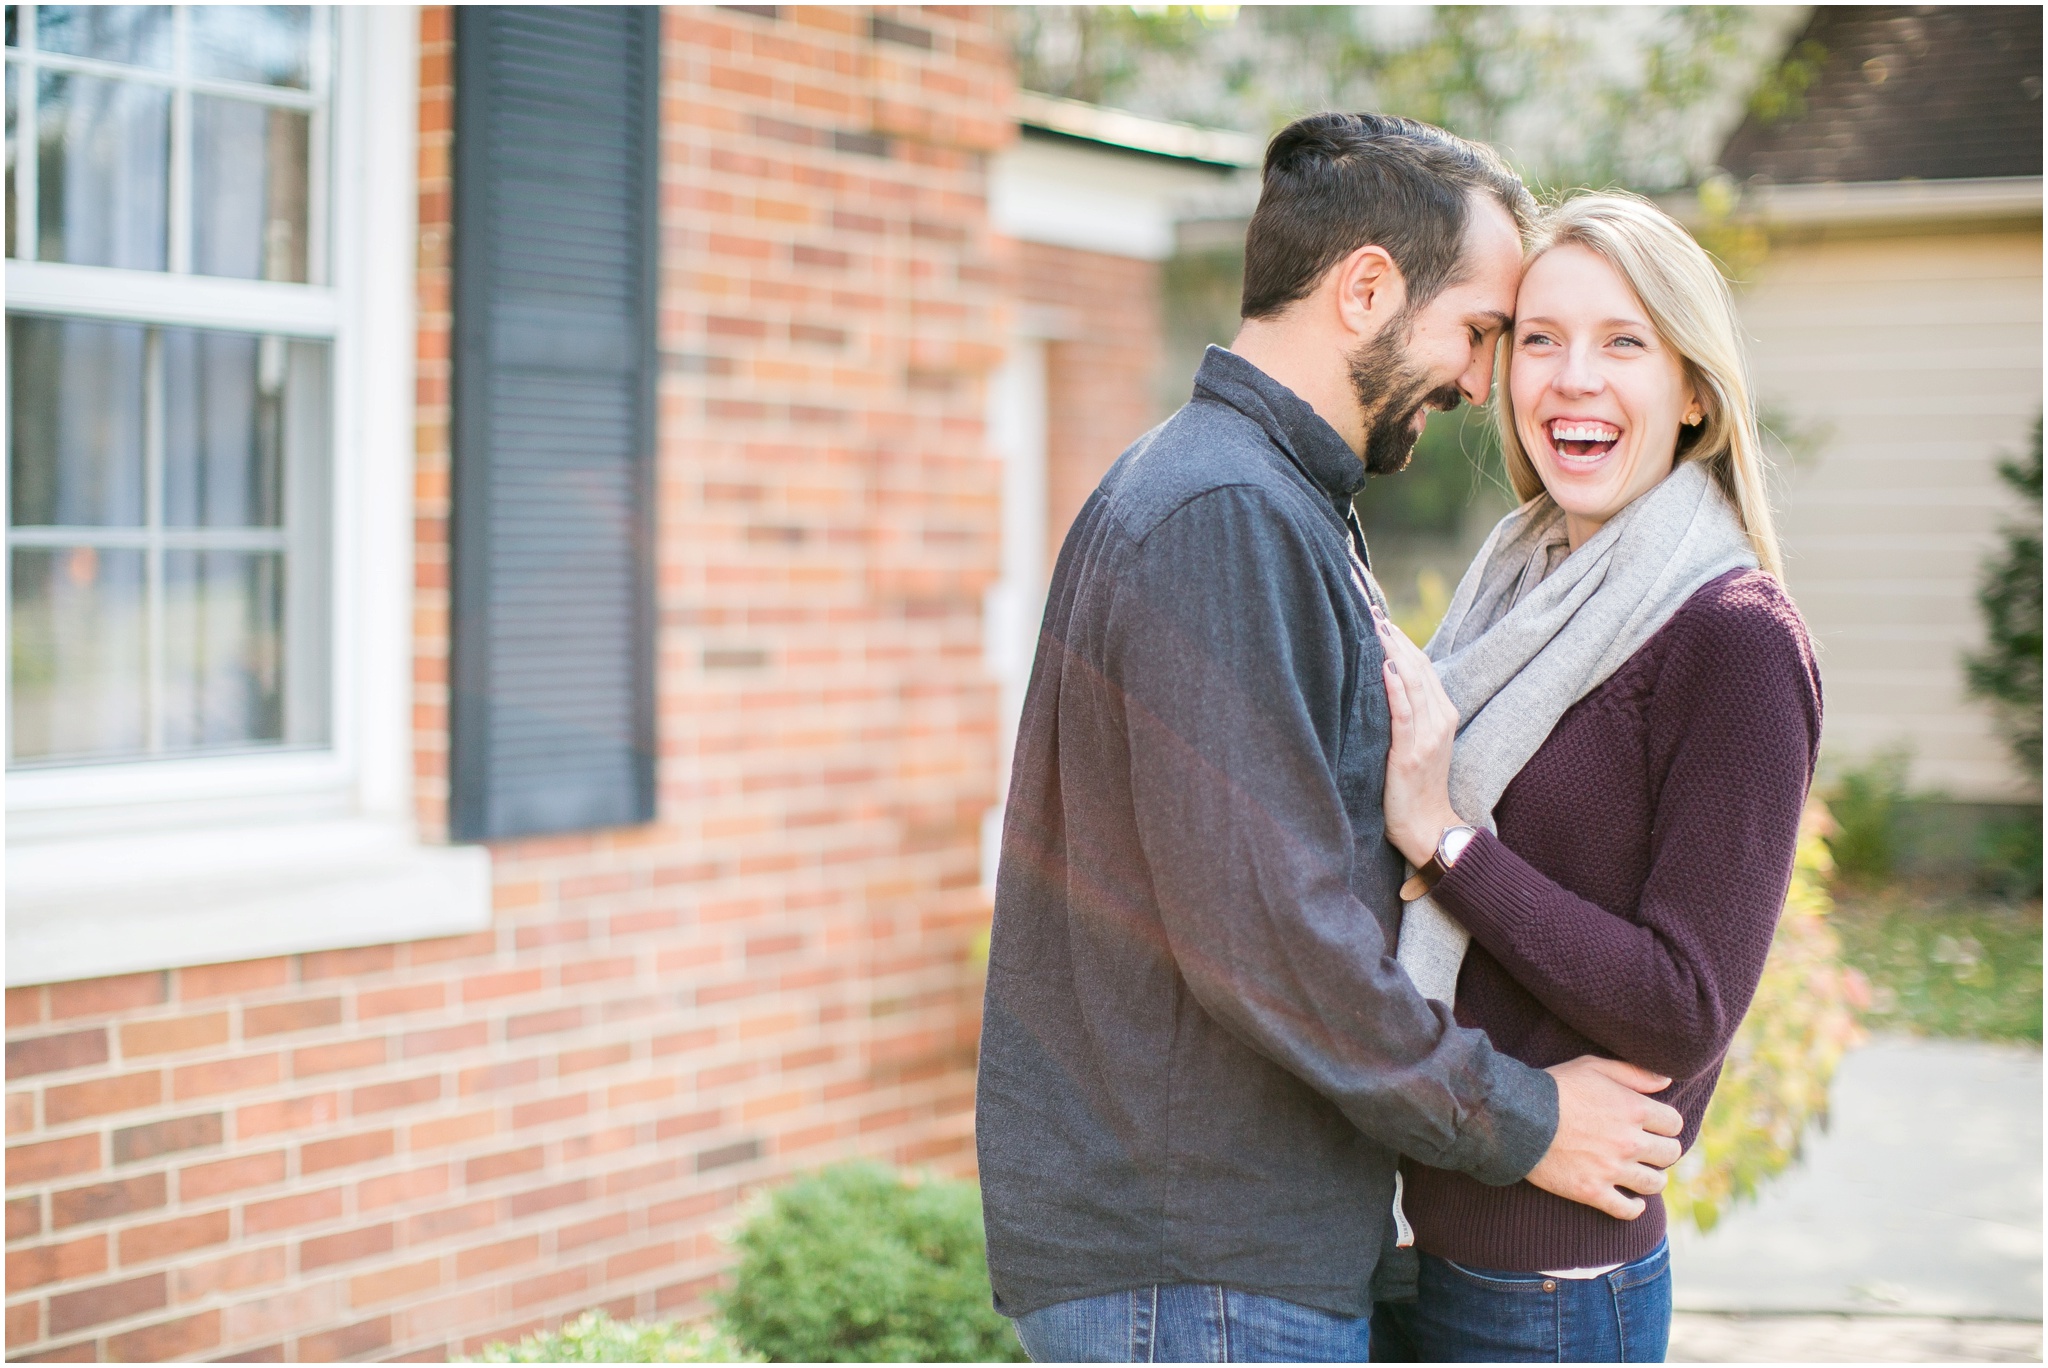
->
xmin=1332 ymin=245 xmax=1407 ymax=340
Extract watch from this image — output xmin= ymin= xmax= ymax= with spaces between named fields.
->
xmin=1400 ymin=824 xmax=1478 ymax=902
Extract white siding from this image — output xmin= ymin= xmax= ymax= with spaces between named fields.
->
xmin=1739 ymin=227 xmax=2042 ymax=800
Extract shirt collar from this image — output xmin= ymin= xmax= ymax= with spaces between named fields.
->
xmin=1191 ymin=345 xmax=1367 ymax=502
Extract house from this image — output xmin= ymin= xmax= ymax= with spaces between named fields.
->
xmin=1694 ymin=4 xmax=2043 ymax=806
xmin=5 ymin=8 xmax=1022 ymax=1360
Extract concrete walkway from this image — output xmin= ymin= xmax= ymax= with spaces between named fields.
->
xmin=1666 ymin=1034 xmax=2042 ymax=1361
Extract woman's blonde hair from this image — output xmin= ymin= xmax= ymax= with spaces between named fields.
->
xmin=1495 ymin=190 xmax=1784 ymax=579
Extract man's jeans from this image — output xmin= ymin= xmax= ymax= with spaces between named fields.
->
xmin=1013 ymin=1284 xmax=1374 ymax=1362
xmin=1370 ymin=1239 xmax=1672 ymax=1362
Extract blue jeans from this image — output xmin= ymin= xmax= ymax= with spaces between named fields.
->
xmin=1371 ymin=1240 xmax=1671 ymax=1362
xmin=1013 ymin=1284 xmax=1373 ymax=1362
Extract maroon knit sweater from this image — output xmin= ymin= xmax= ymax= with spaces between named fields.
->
xmin=1402 ymin=568 xmax=1822 ymax=1272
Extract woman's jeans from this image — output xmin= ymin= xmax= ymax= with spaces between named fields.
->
xmin=1371 ymin=1240 xmax=1672 ymax=1363
xmin=1013 ymin=1284 xmax=1374 ymax=1362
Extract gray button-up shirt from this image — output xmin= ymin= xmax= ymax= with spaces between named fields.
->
xmin=976 ymin=346 xmax=1558 ymax=1319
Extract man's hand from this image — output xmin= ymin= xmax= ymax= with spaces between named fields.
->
xmin=1525 ymin=1056 xmax=1684 ymax=1220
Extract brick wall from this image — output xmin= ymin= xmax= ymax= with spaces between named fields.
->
xmin=1018 ymin=239 xmax=1169 ymax=568
xmin=4 ymin=7 xmax=1012 ymax=1361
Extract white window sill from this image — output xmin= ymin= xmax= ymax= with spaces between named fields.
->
xmin=6 ymin=818 xmax=493 ymax=986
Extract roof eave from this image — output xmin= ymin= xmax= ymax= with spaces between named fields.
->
xmin=1662 ymin=175 xmax=2043 ymax=231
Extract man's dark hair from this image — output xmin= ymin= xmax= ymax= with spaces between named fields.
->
xmin=1241 ymin=112 xmax=1534 ymax=320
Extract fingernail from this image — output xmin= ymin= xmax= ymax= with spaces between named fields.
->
xmin=1385 ymin=660 xmax=1399 ymax=676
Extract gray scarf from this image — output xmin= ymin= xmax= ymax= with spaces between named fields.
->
xmin=1394 ymin=459 xmax=1757 ymax=1006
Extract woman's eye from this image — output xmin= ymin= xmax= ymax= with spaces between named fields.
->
xmin=1612 ymin=334 xmax=1645 ymax=349
xmin=1518 ymin=332 xmax=1552 ymax=348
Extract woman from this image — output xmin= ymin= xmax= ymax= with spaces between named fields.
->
xmin=1368 ymin=192 xmax=1822 ymax=1362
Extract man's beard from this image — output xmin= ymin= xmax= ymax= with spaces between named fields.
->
xmin=1347 ymin=324 xmax=1464 ymax=476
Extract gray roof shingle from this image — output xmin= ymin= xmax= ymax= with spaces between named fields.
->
xmin=1719 ymin=6 xmax=2042 ymax=184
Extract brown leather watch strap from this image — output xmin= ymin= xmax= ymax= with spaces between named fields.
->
xmin=1400 ymin=825 xmax=1477 ymax=902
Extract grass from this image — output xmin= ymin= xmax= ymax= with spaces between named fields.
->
xmin=1828 ymin=883 xmax=2043 ymax=1045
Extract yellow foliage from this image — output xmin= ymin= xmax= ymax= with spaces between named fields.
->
xmin=1664 ymin=802 xmax=1867 ymax=1231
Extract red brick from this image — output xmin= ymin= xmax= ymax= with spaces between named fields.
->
xmin=241 ymin=1186 xmax=344 ymax=1235
xmin=43 ymin=1071 xmax=161 ymax=1125
xmin=117 ymin=1209 xmax=230 ymax=1264
xmin=51 ymin=1173 xmax=165 ymax=1228
xmin=294 ymin=1315 xmax=392 ymax=1361
xmin=403 ymin=1022 xmax=488 ymax=1058
xmin=463 ymin=1146 xmax=542 ymax=1184
xmin=357 ymin=983 xmax=445 ymax=1018
xmin=403 ymin=1199 xmax=493 ymax=1243
xmin=502 ymin=1178 xmax=587 ymax=1219
xmin=117 ymin=1012 xmax=229 ymax=1058
xmin=559 ymin=955 xmax=636 ymax=986
xmin=298 ymin=1221 xmax=394 ymax=1271
xmin=7 ymin=987 xmax=44 ymax=1029
xmin=178 ymin=1150 xmax=286 ymax=1201
xmin=235 ymin=1092 xmax=340 ymax=1139
xmin=511 ymin=1093 xmax=587 ymax=1129
xmin=460 ymin=969 xmax=544 ymax=1003
xmin=173 ymin=1244 xmax=286 ymax=1301
xmin=243 ymin=998 xmax=343 ymax=1037
xmin=171 ymin=1052 xmax=280 ymax=1100
xmin=8 ymin=1090 xmax=34 ymax=1134
xmin=405 ymin=930 xmax=497 ymax=965
xmin=7 ymin=1234 xmax=107 ymax=1292
xmin=9 ymin=1194 xmax=42 ymax=1240
xmin=606 ymin=1239 xmax=682 ymax=1279
xmin=15 ymin=1339 xmax=95 ymax=1362
xmin=453 ymin=1234 xmax=538 ymax=1278
xmin=504 ymin=1006 xmax=583 ymax=1039
xmin=292 ymin=1037 xmax=388 ymax=1076
xmin=175 ymin=959 xmax=288 ymax=1001
xmin=8 ymin=1134 xmax=101 ymax=1184
xmin=7 ymin=1299 xmax=38 ymax=1348
xmin=107 ymin=1308 xmax=221 ymax=1361
xmin=556 ymin=1210 xmax=630 ymax=1251
xmin=560 ymin=1043 xmax=632 ymax=1074
xmin=111 ymin=1113 xmax=222 ymax=1165
xmin=7 ymin=1029 xmax=108 ymax=1079
xmin=47 ymin=1272 xmax=165 ymax=1336
xmin=299 ymin=945 xmax=396 ymax=979
xmin=300 ymin=1128 xmax=395 ymax=1174
xmin=48 ymin=973 xmax=167 ymax=1021
xmin=457 ymin=1059 xmax=540 ymax=1095
xmin=509 ymin=1266 xmax=589 ymax=1306
xmin=356 ymin=1163 xmax=450 ymax=1210
xmin=409 ymin=1109 xmax=495 ymax=1150
xmin=351 ymin=1074 xmax=441 ymax=1114
xmin=350 ymin=1258 xmax=441 ymax=1309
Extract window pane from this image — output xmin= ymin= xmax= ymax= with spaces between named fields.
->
xmin=9 ymin=314 xmax=147 ymax=526
xmin=163 ymin=328 xmax=283 ymax=527
xmin=37 ymin=6 xmax=170 ymax=69
xmin=191 ymin=95 xmax=306 ymax=281
xmin=10 ymin=545 xmax=147 ymax=763
xmin=162 ymin=549 xmax=283 ymax=751
xmin=36 ymin=69 xmax=167 ymax=268
xmin=190 ymin=6 xmax=310 ymax=89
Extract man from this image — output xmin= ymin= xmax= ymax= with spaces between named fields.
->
xmin=976 ymin=112 xmax=1685 ymax=1363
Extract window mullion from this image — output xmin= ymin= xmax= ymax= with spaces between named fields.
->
xmin=305 ymin=8 xmax=332 ymax=287
xmin=167 ymin=5 xmax=192 ymax=275
xmin=144 ymin=327 xmax=167 ymax=755
xmin=14 ymin=6 xmax=39 ymax=261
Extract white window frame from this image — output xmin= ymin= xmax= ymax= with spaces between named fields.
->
xmin=6 ymin=6 xmax=489 ymax=986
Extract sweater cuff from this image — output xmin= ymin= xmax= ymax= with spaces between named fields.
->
xmin=1434 ymin=828 xmax=1545 ymax=953
xmin=1457 ymin=1044 xmax=1558 ymax=1185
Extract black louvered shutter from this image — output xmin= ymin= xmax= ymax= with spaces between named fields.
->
xmin=450 ymin=7 xmax=658 ymax=842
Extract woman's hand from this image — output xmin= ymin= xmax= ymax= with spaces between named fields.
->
xmin=1378 ymin=614 xmax=1466 ymax=870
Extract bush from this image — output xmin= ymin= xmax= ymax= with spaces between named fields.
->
xmin=460 ymin=1310 xmax=760 ymax=1363
xmin=1965 ymin=415 xmax=2043 ymax=780
xmin=1821 ymin=750 xmax=1909 ymax=884
xmin=1664 ymin=803 xmax=1866 ymax=1232
xmin=717 ymin=1162 xmax=1024 ymax=1363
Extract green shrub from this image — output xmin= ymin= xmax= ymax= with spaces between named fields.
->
xmin=1965 ymin=415 xmax=2043 ymax=781
xmin=1977 ymin=808 xmax=2044 ymax=901
xmin=717 ymin=1162 xmax=1024 ymax=1363
xmin=460 ymin=1310 xmax=760 ymax=1363
xmin=1821 ymin=750 xmax=1909 ymax=884
xmin=1665 ymin=804 xmax=1866 ymax=1232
